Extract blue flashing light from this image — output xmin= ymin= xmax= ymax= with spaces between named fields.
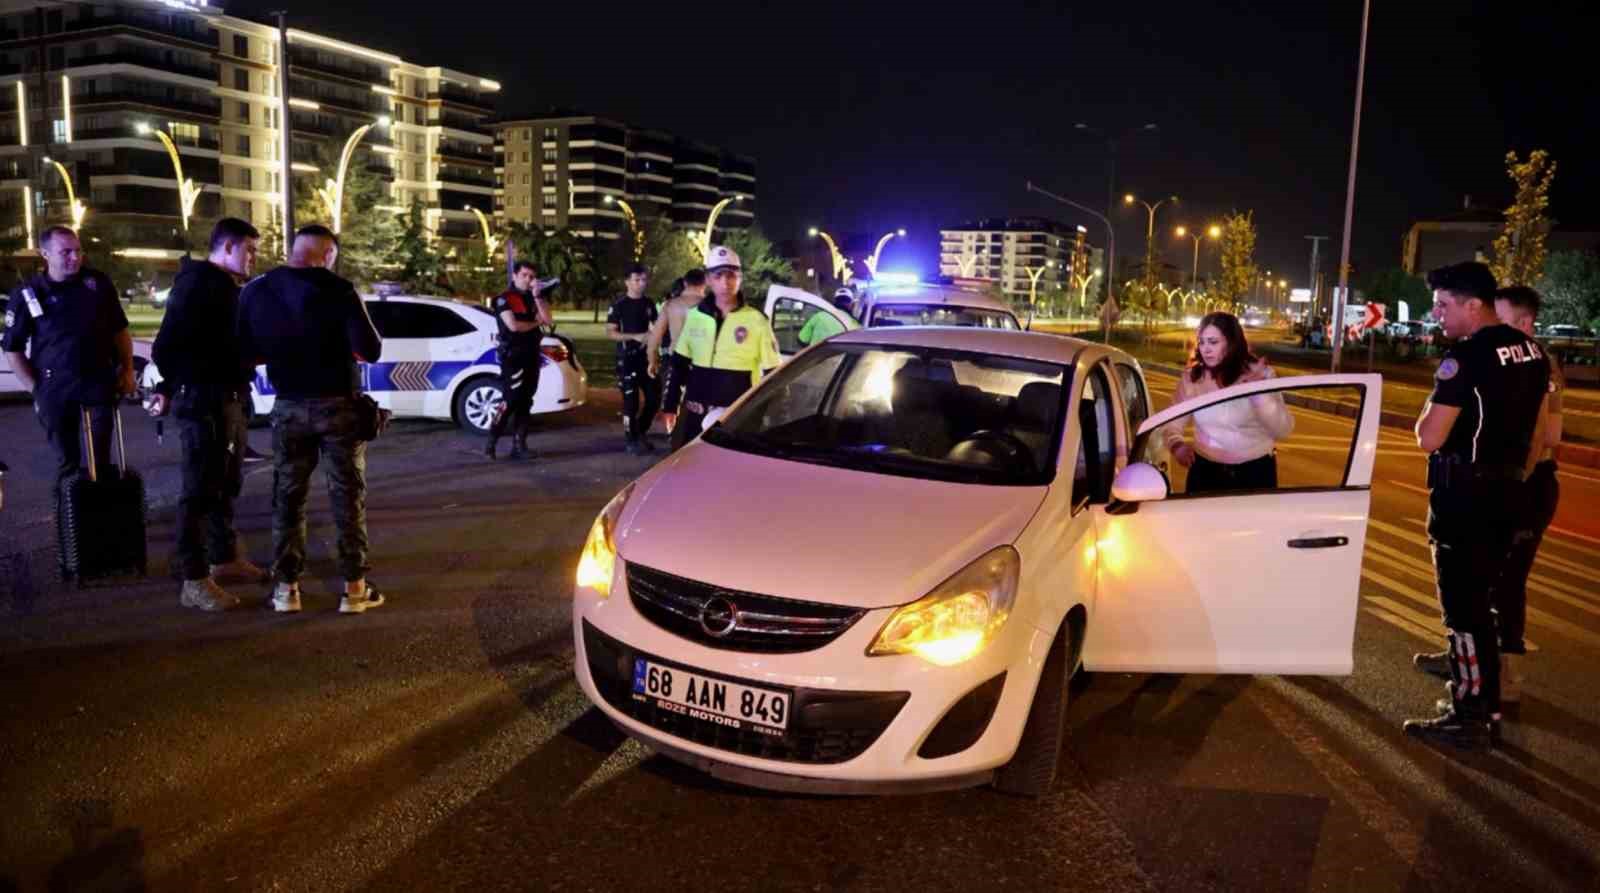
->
xmin=872 ymin=271 xmax=920 ymax=285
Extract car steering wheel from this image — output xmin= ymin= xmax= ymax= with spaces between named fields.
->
xmin=951 ymin=429 xmax=1035 ymax=472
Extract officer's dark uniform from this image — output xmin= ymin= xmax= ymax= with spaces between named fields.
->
xmin=151 ymin=257 xmax=254 ymax=582
xmin=1411 ymin=323 xmax=1548 ymax=740
xmin=488 ymin=287 xmax=544 ymax=456
xmin=2 ymin=268 xmax=126 ymax=481
xmin=236 ymin=265 xmax=381 ymax=585
xmin=608 ymin=294 xmax=659 ymax=450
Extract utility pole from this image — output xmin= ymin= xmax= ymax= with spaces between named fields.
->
xmin=1305 ymin=235 xmax=1328 ymax=319
xmin=275 ymin=12 xmax=295 ymax=245
xmin=1331 ymin=0 xmax=1372 ymax=372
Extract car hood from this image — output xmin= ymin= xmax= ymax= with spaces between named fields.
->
xmin=615 ymin=442 xmax=1048 ymax=610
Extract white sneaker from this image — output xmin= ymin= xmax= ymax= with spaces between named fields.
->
xmin=272 ymin=583 xmax=302 ymax=613
xmin=339 ymin=581 xmax=385 ymax=614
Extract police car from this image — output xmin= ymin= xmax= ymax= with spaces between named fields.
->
xmin=1 ymin=296 xmax=153 ymax=398
xmin=765 ymin=277 xmax=1021 ymax=358
xmin=574 ymin=326 xmax=1382 ymax=795
xmin=141 ymin=294 xmax=586 ymax=431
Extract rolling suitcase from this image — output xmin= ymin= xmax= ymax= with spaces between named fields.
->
xmin=57 ymin=407 xmax=147 ymax=584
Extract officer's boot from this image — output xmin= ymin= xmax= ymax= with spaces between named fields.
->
xmin=510 ymin=418 xmax=531 ymax=460
xmin=1404 ymin=630 xmax=1495 ymax=750
xmin=484 ymin=435 xmax=499 ymax=460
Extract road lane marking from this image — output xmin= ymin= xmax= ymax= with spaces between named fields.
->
xmin=1384 ymin=479 xmax=1430 ymax=497
xmin=1362 ymin=551 xmax=1555 ymax=652
xmin=1400 ymin=515 xmax=1600 ymax=568
xmin=1367 ymin=519 xmax=1600 ymax=612
xmin=1363 ymin=604 xmax=1442 ymax=645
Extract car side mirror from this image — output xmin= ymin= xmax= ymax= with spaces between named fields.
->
xmin=1111 ymin=462 xmax=1169 ymax=503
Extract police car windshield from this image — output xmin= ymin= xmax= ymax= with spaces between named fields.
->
xmin=703 ymin=344 xmax=1069 ymax=486
xmin=870 ymin=304 xmax=1020 ymax=330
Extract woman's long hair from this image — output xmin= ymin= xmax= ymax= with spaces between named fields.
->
xmin=1186 ymin=312 xmax=1257 ymax=386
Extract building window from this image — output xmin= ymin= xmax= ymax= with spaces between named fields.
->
xmin=542 ymin=194 xmax=556 ymax=209
xmin=234 ymin=68 xmax=249 ymax=91
xmin=523 ymin=128 xmax=532 ymax=140
xmin=521 ymin=173 xmax=529 ymax=185
xmin=52 ymin=119 xmax=66 ymax=143
xmin=233 ymin=35 xmax=248 ymax=58
xmin=520 ymin=150 xmax=529 ymax=163
xmin=238 ymin=168 xmax=252 ymax=190
xmin=542 ymin=148 xmax=557 ymax=163
xmin=544 ymin=127 xmax=557 ymax=139
xmin=236 ymin=100 xmax=250 ymax=123
xmin=236 ymin=133 xmax=250 ymax=156
xmin=542 ymin=170 xmax=556 ymax=186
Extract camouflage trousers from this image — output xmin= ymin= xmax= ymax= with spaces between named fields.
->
xmin=270 ymin=397 xmax=370 ymax=584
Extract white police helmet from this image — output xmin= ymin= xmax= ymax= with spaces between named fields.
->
xmin=705 ymin=245 xmax=742 ymax=272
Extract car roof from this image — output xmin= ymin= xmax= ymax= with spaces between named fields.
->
xmin=358 ymin=293 xmax=466 ymax=306
xmin=864 ymin=283 xmax=1016 ymax=314
xmin=829 ymin=325 xmax=1123 ymax=367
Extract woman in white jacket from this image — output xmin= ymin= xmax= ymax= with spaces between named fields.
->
xmin=1163 ymin=312 xmax=1294 ymax=493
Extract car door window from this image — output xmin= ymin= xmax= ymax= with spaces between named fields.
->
xmin=1072 ymin=365 xmax=1116 ymax=506
xmin=375 ymin=303 xmax=475 ymax=339
xmin=1135 ymin=382 xmax=1369 ymax=496
xmin=770 ymin=297 xmax=838 ymax=354
xmin=1114 ymin=363 xmax=1149 ymax=434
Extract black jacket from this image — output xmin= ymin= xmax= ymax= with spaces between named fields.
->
xmin=151 ymin=257 xmax=252 ymax=393
xmin=236 ymin=266 xmax=382 ymax=400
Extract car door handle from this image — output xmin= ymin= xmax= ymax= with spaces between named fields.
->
xmin=1287 ymin=536 xmax=1349 ymax=549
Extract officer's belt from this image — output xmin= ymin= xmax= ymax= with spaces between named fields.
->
xmin=1427 ymin=453 xmax=1528 ymax=487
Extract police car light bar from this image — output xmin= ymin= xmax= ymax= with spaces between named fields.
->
xmin=871 ymin=272 xmax=919 ymax=285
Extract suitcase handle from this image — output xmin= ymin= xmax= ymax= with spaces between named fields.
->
xmin=78 ymin=405 xmax=128 ymax=483
xmin=81 ymin=407 xmax=97 ymax=483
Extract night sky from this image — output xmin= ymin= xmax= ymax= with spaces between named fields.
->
xmin=229 ymin=0 xmax=1597 ymax=289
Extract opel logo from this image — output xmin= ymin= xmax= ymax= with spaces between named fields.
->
xmin=698 ymin=595 xmax=740 ymax=638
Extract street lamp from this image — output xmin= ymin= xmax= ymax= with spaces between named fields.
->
xmin=1074 ymin=266 xmax=1102 ymax=317
xmin=464 ymin=204 xmax=500 ymax=256
xmin=1174 ymin=223 xmax=1220 ymax=287
xmin=1025 ymin=181 xmax=1118 ymax=342
xmin=698 ymin=193 xmax=742 ymax=257
xmin=314 ymin=116 xmax=389 ymax=234
xmin=41 ymin=156 xmax=87 ymax=229
xmin=808 ymin=227 xmax=851 ymax=283
xmin=1025 ymin=260 xmax=1052 ymax=312
xmin=865 ymin=227 xmax=906 ymax=278
xmin=604 ymin=195 xmax=645 ymax=261
xmin=135 ymin=121 xmax=202 ymax=232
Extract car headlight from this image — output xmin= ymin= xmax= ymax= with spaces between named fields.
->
xmin=575 ymin=483 xmax=635 ymax=597
xmin=867 ymin=546 xmax=1020 ymax=666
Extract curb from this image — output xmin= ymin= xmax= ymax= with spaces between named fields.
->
xmin=1140 ymin=359 xmax=1600 ymax=468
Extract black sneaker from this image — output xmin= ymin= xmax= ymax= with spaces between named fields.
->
xmin=1412 ymin=650 xmax=1451 ymax=679
xmin=484 ymin=439 xmax=498 ymax=460
xmin=1403 ymin=710 xmax=1494 ymax=750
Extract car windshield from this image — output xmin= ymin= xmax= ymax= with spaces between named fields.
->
xmin=702 ymin=344 xmax=1069 ymax=486
xmin=870 ymin=303 xmax=1020 ymax=330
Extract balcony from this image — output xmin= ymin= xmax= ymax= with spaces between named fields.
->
xmin=69 ymin=52 xmax=217 ymax=83
xmin=286 ymin=51 xmax=385 ymax=87
xmin=74 ymin=91 xmax=220 ymax=119
xmin=438 ymin=169 xmax=496 ymax=189
xmin=74 ymin=127 xmax=220 ymax=151
xmin=428 ymin=84 xmax=494 ymax=112
xmin=437 ymin=146 xmax=495 ymax=167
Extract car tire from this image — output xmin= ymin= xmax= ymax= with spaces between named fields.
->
xmin=992 ymin=622 xmax=1073 ymax=797
xmin=454 ymin=374 xmax=504 ymax=435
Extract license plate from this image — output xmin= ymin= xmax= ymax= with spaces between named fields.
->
xmin=631 ymin=658 xmax=791 ymax=732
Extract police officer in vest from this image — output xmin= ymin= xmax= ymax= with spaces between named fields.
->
xmin=3 ymin=225 xmax=135 ymax=482
xmin=487 ymin=260 xmax=551 ymax=460
xmin=1404 ymin=262 xmax=1550 ymax=748
xmin=659 ymin=246 xmax=781 ymax=451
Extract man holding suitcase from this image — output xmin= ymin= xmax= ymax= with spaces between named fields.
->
xmin=3 ymin=226 xmax=135 ymax=482
xmin=148 ymin=218 xmax=270 ymax=612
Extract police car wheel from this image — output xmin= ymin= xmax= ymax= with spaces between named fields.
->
xmin=454 ymin=375 xmax=504 ymax=435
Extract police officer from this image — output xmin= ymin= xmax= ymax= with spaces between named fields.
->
xmin=1404 ymin=262 xmax=1549 ymax=749
xmin=659 ymin=246 xmax=781 ymax=451
xmin=486 ymin=260 xmax=551 ymax=460
xmin=607 ymin=263 xmax=660 ymax=454
xmin=147 ymin=218 xmax=270 ymax=611
xmin=797 ymin=289 xmax=858 ymax=347
xmin=3 ymin=225 xmax=135 ymax=482
xmin=237 ymin=225 xmax=384 ymax=615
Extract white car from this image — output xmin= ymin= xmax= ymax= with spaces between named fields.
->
xmin=573 ymin=327 xmax=1382 ymax=795
xmin=766 ymin=281 xmax=1021 ymax=358
xmin=1 ymin=296 xmax=152 ymax=399
xmin=142 ymin=295 xmax=587 ymax=432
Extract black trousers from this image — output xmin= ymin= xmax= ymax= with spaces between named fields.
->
xmin=270 ymin=397 xmax=369 ymax=584
xmin=618 ymin=352 xmax=659 ymax=443
xmin=669 ymin=405 xmax=706 ymax=452
xmin=1428 ymin=479 xmax=1518 ymax=716
xmin=35 ymin=385 xmax=114 ymax=481
xmin=173 ymin=389 xmax=249 ymax=580
xmin=1496 ymin=461 xmax=1560 ymax=655
xmin=490 ymin=352 xmax=540 ymax=442
xmin=1187 ymin=453 xmax=1278 ymax=495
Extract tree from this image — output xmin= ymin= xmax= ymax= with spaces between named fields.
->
xmin=1357 ymin=268 xmax=1430 ymax=320
xmin=1214 ymin=212 xmax=1258 ymax=311
xmin=1490 ymin=149 xmax=1557 ymax=287
xmin=720 ymin=226 xmax=793 ymax=290
xmin=388 ymin=199 xmax=448 ymax=295
xmin=295 ymin=140 xmax=402 ymax=288
xmin=637 ymin=214 xmax=701 ymax=285
xmin=1538 ymin=249 xmax=1600 ymax=329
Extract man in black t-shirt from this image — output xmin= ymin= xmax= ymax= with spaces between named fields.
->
xmin=1404 ymin=262 xmax=1550 ymax=749
xmin=606 ymin=263 xmax=659 ymax=454
xmin=486 ymin=261 xmax=551 ymax=460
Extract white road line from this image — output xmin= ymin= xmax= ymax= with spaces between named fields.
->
xmin=1367 ymin=519 xmax=1600 ymax=611
xmin=1383 ymin=479 xmax=1430 ymax=497
xmin=1401 ymin=515 xmax=1600 ymax=561
xmin=1362 ymin=603 xmax=1442 ymax=644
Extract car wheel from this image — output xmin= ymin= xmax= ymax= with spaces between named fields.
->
xmin=992 ymin=622 xmax=1073 ymax=797
xmin=454 ymin=375 xmax=504 ymax=435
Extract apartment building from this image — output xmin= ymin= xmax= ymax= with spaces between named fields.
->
xmin=939 ymin=217 xmax=1102 ymax=300
xmin=0 ymin=0 xmax=498 ymax=255
xmin=493 ymin=111 xmax=756 ymax=243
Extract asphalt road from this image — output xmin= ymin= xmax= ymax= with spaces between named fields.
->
xmin=1 ymin=383 xmax=1597 ymax=893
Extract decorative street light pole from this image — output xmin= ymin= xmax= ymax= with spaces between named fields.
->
xmin=604 ymin=195 xmax=645 ymax=260
xmin=1075 ymin=267 xmax=1102 ymax=317
xmin=315 ymin=116 xmax=389 ymax=234
xmin=1175 ymin=223 xmax=1220 ymax=287
xmin=864 ymin=228 xmax=906 ymax=278
xmin=1124 ymin=192 xmax=1178 ymax=275
xmin=135 ymin=121 xmax=202 ymax=232
xmin=464 ymin=205 xmax=500 ymax=257
xmin=807 ymin=227 xmax=850 ymax=283
xmin=41 ymin=156 xmax=87 ymax=229
xmin=1025 ymin=260 xmax=1053 ymax=312
xmin=698 ymin=193 xmax=742 ymax=257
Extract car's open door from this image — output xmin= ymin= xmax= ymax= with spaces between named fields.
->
xmin=1082 ymin=373 xmax=1383 ymax=675
xmin=764 ymin=285 xmax=856 ymax=358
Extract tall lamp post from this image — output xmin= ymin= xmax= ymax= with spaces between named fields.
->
xmin=604 ymin=195 xmax=644 ymax=261
xmin=807 ymin=227 xmax=850 ymax=283
xmin=1074 ymin=267 xmax=1102 ymax=318
xmin=864 ymin=227 xmax=906 ymax=278
xmin=1174 ymin=223 xmax=1220 ymax=287
xmin=135 ymin=121 xmax=202 ymax=233
xmin=464 ymin=205 xmax=500 ymax=257
xmin=697 ymin=193 xmax=742 ymax=257
xmin=1124 ymin=193 xmax=1177 ymax=274
xmin=1025 ymin=181 xmax=1117 ymax=341
xmin=41 ymin=156 xmax=87 ymax=229
xmin=315 ymin=116 xmax=389 ymax=234
xmin=1024 ymin=260 xmax=1052 ymax=313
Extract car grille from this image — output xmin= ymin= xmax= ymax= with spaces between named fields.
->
xmin=583 ymin=621 xmax=908 ymax=765
xmin=626 ymin=562 xmax=866 ymax=654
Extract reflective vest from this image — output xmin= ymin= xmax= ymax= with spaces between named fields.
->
xmin=672 ymin=299 xmax=780 ymax=408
